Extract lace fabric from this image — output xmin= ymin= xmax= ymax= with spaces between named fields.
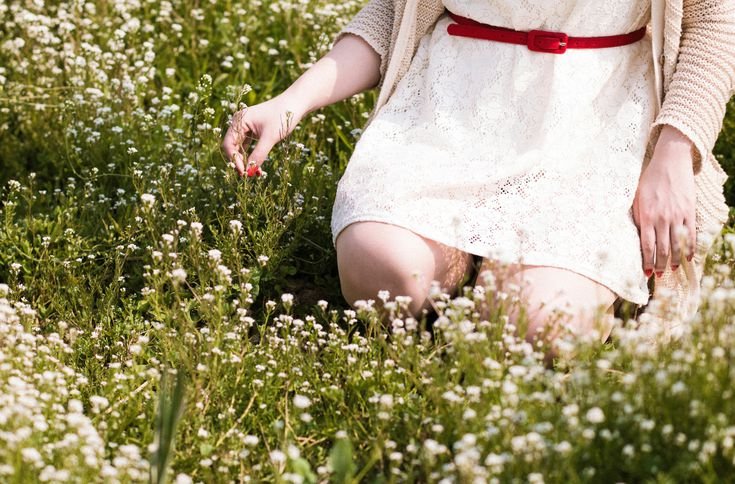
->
xmin=331 ymin=0 xmax=655 ymax=305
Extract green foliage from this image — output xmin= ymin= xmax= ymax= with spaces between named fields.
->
xmin=0 ymin=0 xmax=734 ymax=482
xmin=715 ymin=98 xmax=735 ymax=206
xmin=151 ymin=369 xmax=187 ymax=484
xmin=329 ymin=437 xmax=356 ymax=483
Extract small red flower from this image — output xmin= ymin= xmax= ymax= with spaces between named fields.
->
xmin=246 ymin=164 xmax=262 ymax=178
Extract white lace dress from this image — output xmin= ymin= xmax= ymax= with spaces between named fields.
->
xmin=330 ymin=0 xmax=655 ymax=305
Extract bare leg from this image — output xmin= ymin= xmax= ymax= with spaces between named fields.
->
xmin=477 ymin=259 xmax=618 ymax=365
xmin=335 ymin=221 xmax=476 ymax=320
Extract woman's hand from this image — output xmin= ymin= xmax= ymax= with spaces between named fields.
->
xmin=221 ymin=32 xmax=386 ymax=177
xmin=632 ymin=124 xmax=697 ymax=278
xmin=221 ymin=93 xmax=307 ymax=177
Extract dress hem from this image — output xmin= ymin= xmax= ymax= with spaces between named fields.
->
xmin=331 ymin=213 xmax=651 ymax=307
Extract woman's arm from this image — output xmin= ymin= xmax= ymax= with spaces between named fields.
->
xmin=280 ymin=0 xmax=395 ymax=116
xmin=282 ymin=33 xmax=383 ymax=116
xmin=649 ymin=0 xmax=735 ymax=174
xmin=633 ymin=0 xmax=735 ymax=276
xmin=634 ymin=123 xmax=698 ymax=276
xmin=330 ymin=0 xmax=395 ymax=91
xmin=221 ymin=32 xmax=385 ymax=176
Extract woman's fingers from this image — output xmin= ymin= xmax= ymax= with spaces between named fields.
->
xmin=641 ymin=216 xmax=697 ymax=276
xmin=670 ymin=222 xmax=683 ymax=271
xmin=221 ymin=129 xmax=244 ymax=176
xmin=687 ymin=217 xmax=696 ymax=261
xmin=631 ymin=190 xmax=641 ymax=229
xmin=246 ymin=132 xmax=278 ymax=171
xmin=221 ymin=107 xmax=283 ymax=178
xmin=670 ymin=217 xmax=697 ymax=265
xmin=670 ymin=219 xmax=696 ymax=270
xmin=654 ymin=221 xmax=670 ymax=277
xmin=233 ymin=152 xmax=246 ymax=177
xmin=640 ymin=221 xmax=656 ymax=278
xmin=221 ymin=109 xmax=253 ymax=177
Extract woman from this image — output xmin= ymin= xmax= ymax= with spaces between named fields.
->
xmin=222 ymin=0 xmax=733 ymax=353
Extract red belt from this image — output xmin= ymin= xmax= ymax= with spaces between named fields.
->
xmin=446 ymin=10 xmax=647 ymax=54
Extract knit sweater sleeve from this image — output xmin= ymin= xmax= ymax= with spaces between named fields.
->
xmin=332 ymin=0 xmax=395 ymax=90
xmin=649 ymin=0 xmax=735 ymax=175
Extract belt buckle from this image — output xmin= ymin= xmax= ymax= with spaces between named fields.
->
xmin=527 ymin=29 xmax=568 ymax=54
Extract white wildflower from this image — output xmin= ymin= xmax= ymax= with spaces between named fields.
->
xmin=140 ymin=193 xmax=155 ymax=208
xmin=529 ymin=473 xmax=545 ymax=484
xmin=190 ymin=222 xmax=203 ymax=239
xmin=89 ymin=395 xmax=109 ymax=413
xmin=229 ymin=219 xmax=242 ymax=234
xmin=586 ymin=407 xmax=605 ymax=424
xmin=293 ymin=394 xmax=311 ymax=409
xmin=21 ymin=448 xmax=43 ymax=466
xmin=243 ymin=435 xmax=259 ymax=446
xmin=270 ymin=449 xmax=286 ymax=465
xmin=171 ymin=268 xmax=187 ymax=284
xmin=174 ymin=474 xmax=193 ymax=484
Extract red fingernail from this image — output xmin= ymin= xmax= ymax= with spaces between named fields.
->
xmin=671 ymin=264 xmax=679 ymax=271
xmin=687 ymin=254 xmax=693 ymax=262
xmin=655 ymin=271 xmax=663 ymax=278
xmin=644 ymin=268 xmax=653 ymax=277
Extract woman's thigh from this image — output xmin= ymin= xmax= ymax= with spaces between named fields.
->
xmin=335 ymin=221 xmax=476 ymax=315
xmin=479 ymin=260 xmax=618 ymax=343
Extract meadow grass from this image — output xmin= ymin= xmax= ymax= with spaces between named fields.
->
xmin=1 ymin=0 xmax=735 ymax=482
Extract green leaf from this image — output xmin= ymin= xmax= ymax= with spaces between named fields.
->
xmin=149 ymin=368 xmax=187 ymax=484
xmin=291 ymin=457 xmax=317 ymax=484
xmin=331 ymin=120 xmax=354 ymax=151
xmin=199 ymin=442 xmax=214 ymax=456
xmin=329 ymin=437 xmax=355 ymax=484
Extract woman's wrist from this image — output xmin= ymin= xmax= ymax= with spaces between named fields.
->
xmin=658 ymin=124 xmax=695 ymax=154
xmin=652 ymin=124 xmax=696 ymax=168
xmin=274 ymin=88 xmax=313 ymax=120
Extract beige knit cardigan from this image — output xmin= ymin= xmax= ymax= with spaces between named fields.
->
xmin=332 ymin=0 xmax=734 ymax=329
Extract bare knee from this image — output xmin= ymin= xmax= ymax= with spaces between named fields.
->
xmin=337 ymin=250 xmax=424 ymax=316
xmin=520 ymin=302 xmax=614 ymax=342
xmin=502 ymin=266 xmax=617 ymax=364
xmin=334 ymin=222 xmax=436 ymax=317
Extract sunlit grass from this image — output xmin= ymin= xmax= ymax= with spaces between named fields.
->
xmin=1 ymin=0 xmax=735 ymax=481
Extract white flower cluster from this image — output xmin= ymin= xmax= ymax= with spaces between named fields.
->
xmin=0 ymin=297 xmax=148 ymax=481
